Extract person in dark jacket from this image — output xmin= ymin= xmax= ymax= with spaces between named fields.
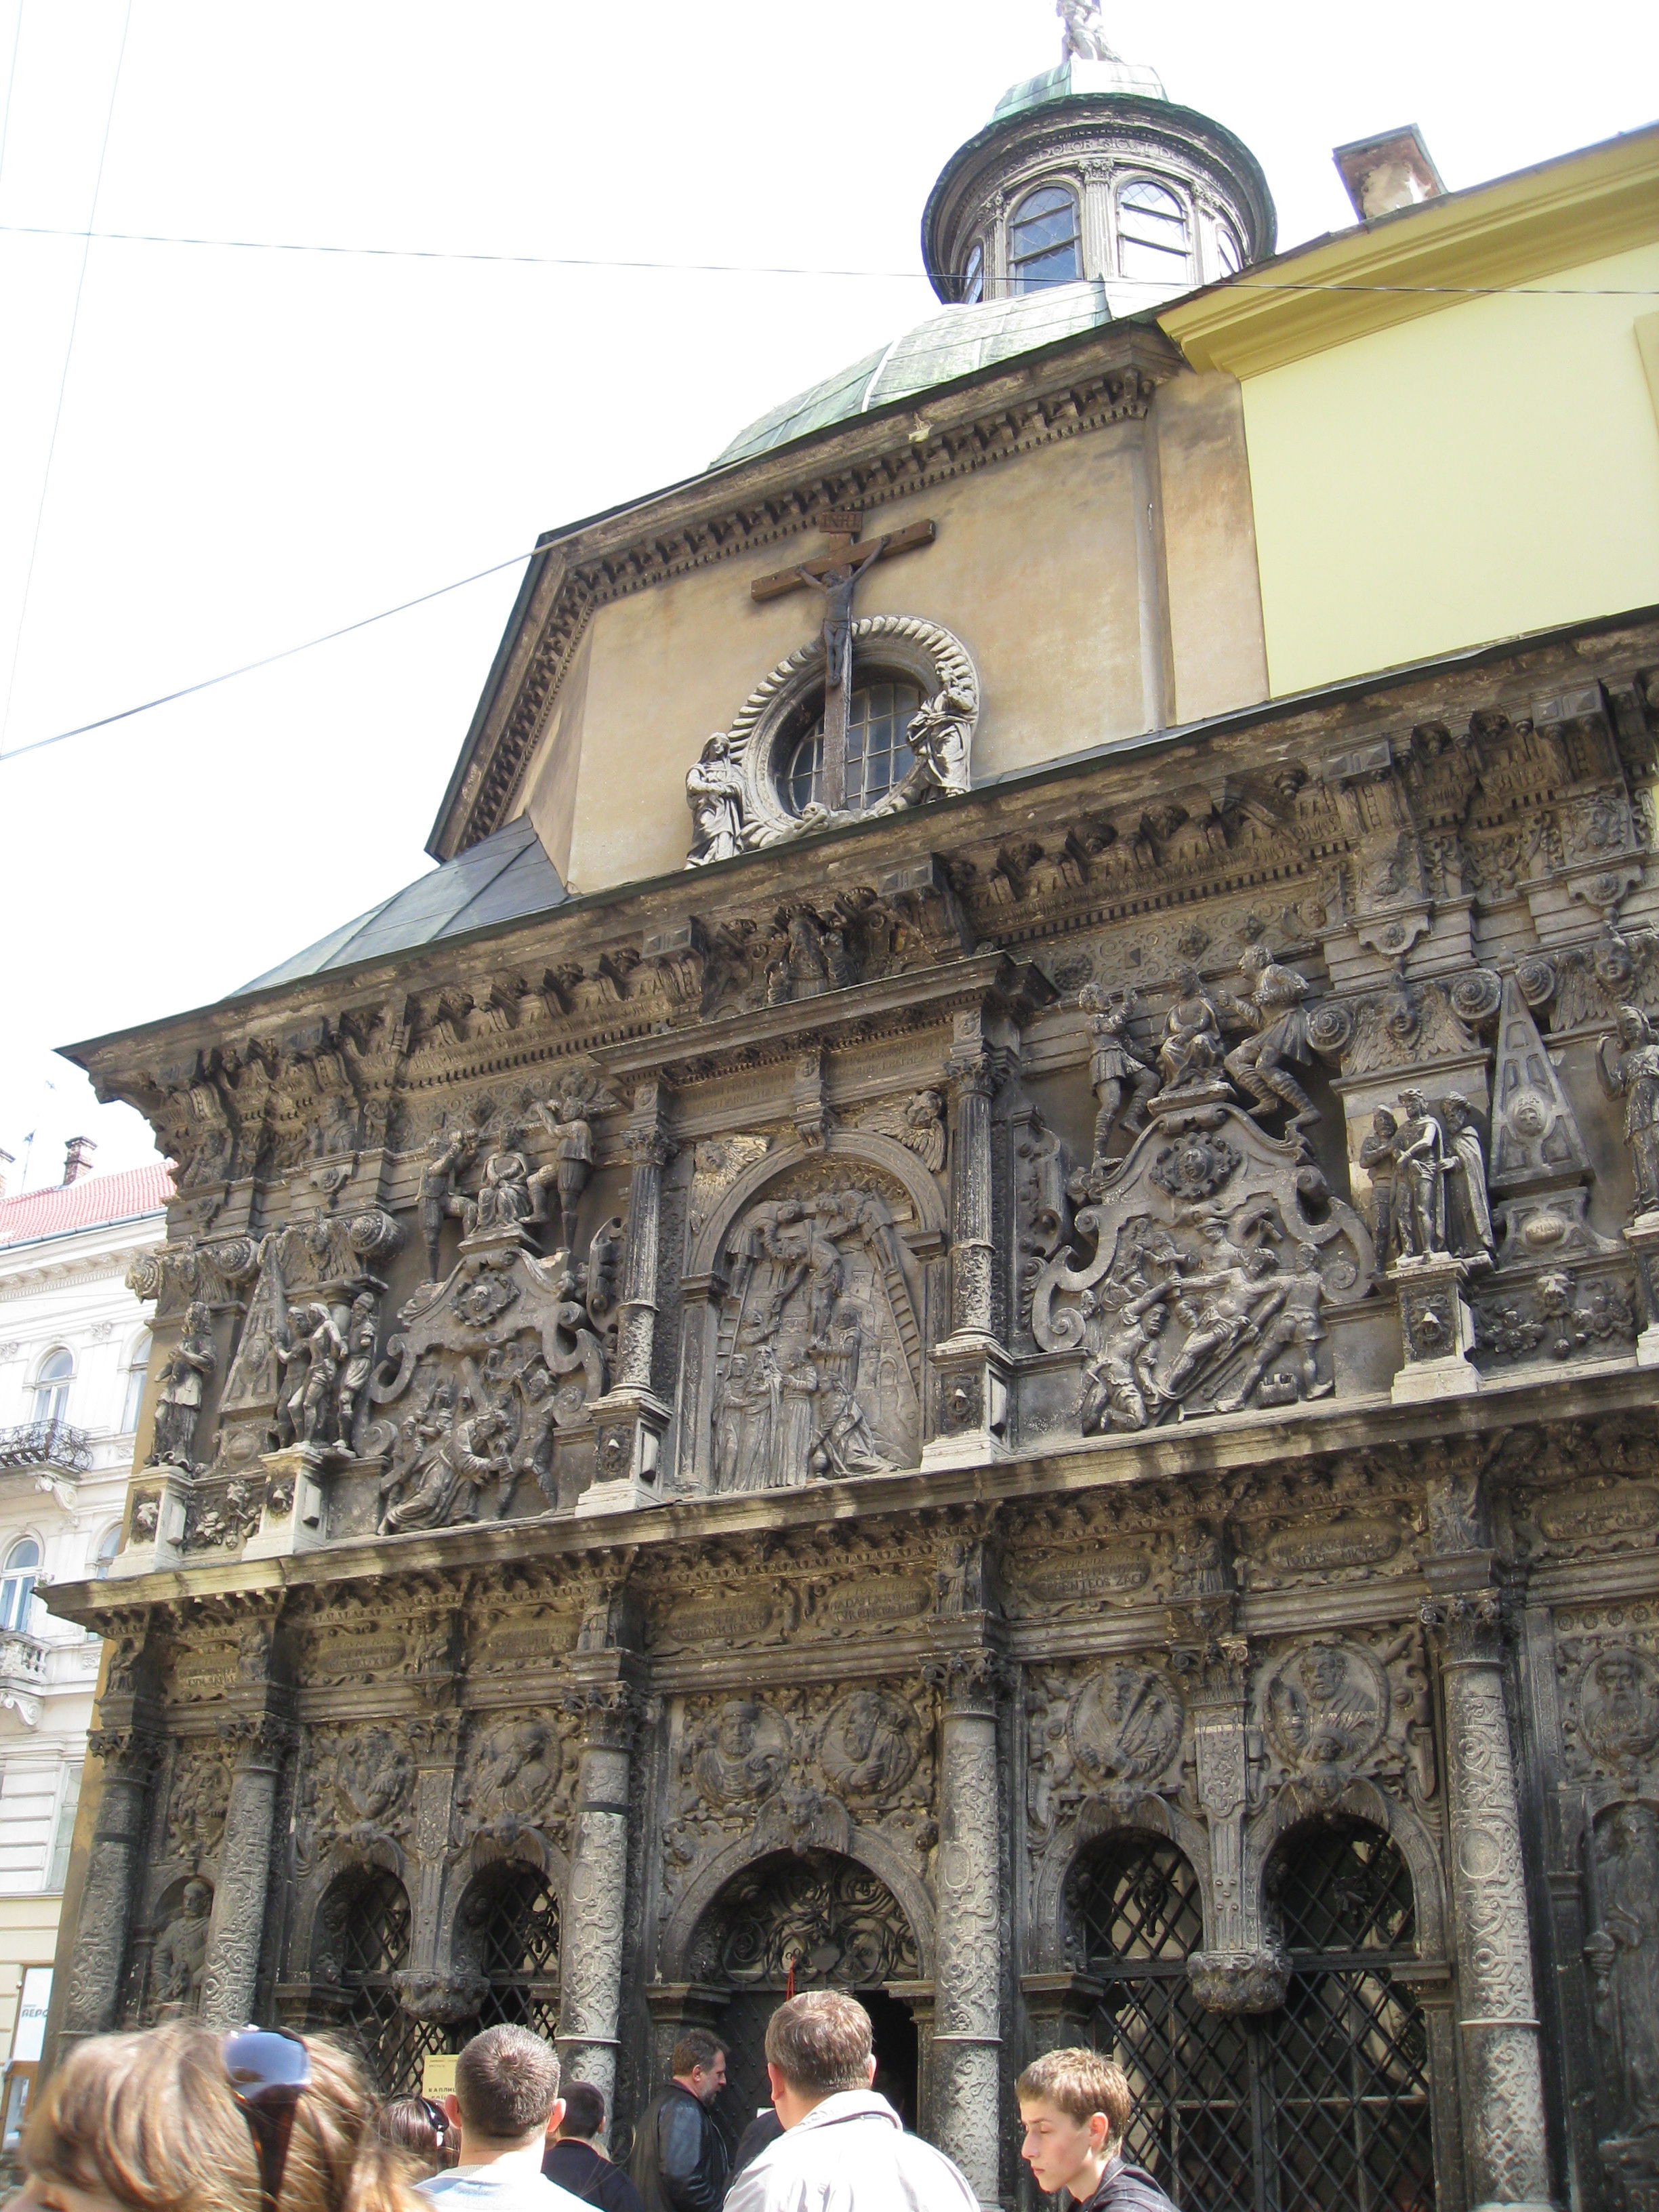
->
xmin=726 ymin=2108 xmax=783 ymax=2188
xmin=544 ymin=2083 xmax=644 ymax=2212
xmin=630 ymin=2032 xmax=731 ymax=2212
xmin=1017 ymin=2049 xmax=1181 ymax=2211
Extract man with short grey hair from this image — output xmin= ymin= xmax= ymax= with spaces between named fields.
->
xmin=723 ymin=1991 xmax=978 ymax=2212
xmin=420 ymin=2024 xmax=590 ymax=2209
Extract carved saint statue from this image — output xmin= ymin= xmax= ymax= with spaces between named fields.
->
xmin=1440 ymin=1093 xmax=1495 ymax=1265
xmin=1058 ymin=0 xmax=1120 ymax=62
xmin=685 ymin=733 xmax=748 ymax=865
xmin=1599 ymin=1004 xmax=1659 ymax=1218
xmin=693 ymin=1700 xmax=787 ymax=1807
xmin=152 ymin=1302 xmax=216 ymax=1469
xmin=529 ymin=1094 xmax=594 ymax=1252
xmin=1391 ymin=1089 xmax=1452 ymax=1262
xmin=151 ymin=1877 xmax=213 ymax=2013
xmin=871 ymin=687 xmax=975 ymax=813
xmin=1592 ymin=1802 xmax=1659 ymax=2137
xmin=419 ymin=1127 xmax=477 ymax=1281
xmin=1155 ymin=965 xmax=1227 ymax=1093
xmin=1079 ymin=983 xmax=1158 ymax=1162
xmin=821 ymin=1690 xmax=915 ymax=1799
xmin=462 ymin=1149 xmax=535 ymax=1238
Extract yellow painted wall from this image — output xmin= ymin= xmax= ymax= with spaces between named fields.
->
xmin=1240 ymin=241 xmax=1659 ymax=697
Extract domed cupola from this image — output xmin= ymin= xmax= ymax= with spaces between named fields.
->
xmin=922 ymin=3 xmax=1275 ymax=314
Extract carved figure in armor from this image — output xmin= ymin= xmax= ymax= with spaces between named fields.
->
xmin=1159 ymin=1234 xmax=1287 ymax=1401
xmin=1080 ymin=1285 xmax=1173 ymax=1434
xmin=1223 ymin=945 xmax=1319 ymax=1134
xmin=152 ymin=1301 xmax=216 ymax=1467
xmin=1593 ymin=1803 xmax=1659 ymax=2134
xmin=821 ymin=1690 xmax=915 ymax=1798
xmin=1214 ymin=1243 xmax=1329 ymax=1412
xmin=872 ymin=686 xmax=974 ymax=811
xmin=693 ymin=1700 xmax=787 ymax=1807
xmin=333 ymin=1292 xmax=377 ymax=1449
xmin=1080 ymin=984 xmax=1158 ymax=1160
xmin=529 ymin=1094 xmax=595 ymax=1252
xmin=1359 ymin=1108 xmax=1399 ymax=1273
xmin=464 ymin=1149 xmax=535 ymax=1238
xmin=289 ymin=1301 xmax=348 ymax=1448
xmin=1599 ymin=1004 xmax=1659 ymax=1218
xmin=1392 ymin=1090 xmax=1452 ymax=1261
xmin=150 ymin=1878 xmax=212 ymax=2013
xmin=380 ymin=1401 xmax=512 ymax=1532
xmin=1155 ymin=965 xmax=1227 ymax=1092
xmin=685 ymin=733 xmax=748 ymax=865
xmin=808 ymin=1299 xmax=894 ymax=1477
xmin=419 ymin=1127 xmax=476 ymax=1281
xmin=1057 ymin=0 xmax=1119 ymax=62
xmin=1441 ymin=1093 xmax=1495 ymax=1265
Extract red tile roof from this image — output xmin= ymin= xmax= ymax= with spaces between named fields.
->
xmin=0 ymin=1163 xmax=173 ymax=1249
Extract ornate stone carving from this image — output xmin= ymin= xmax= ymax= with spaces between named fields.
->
xmin=1473 ymin=1269 xmax=1635 ymax=1364
xmin=1067 ymin=1662 xmax=1184 ymax=1795
xmin=687 ymin=1699 xmax=790 ymax=1811
xmin=149 ymin=1877 xmax=213 ymax=2015
xmin=1080 ymin=985 xmax=1158 ymax=1165
xmin=819 ymin=1689 xmax=920 ymax=1800
xmin=455 ymin=1713 xmax=569 ymax=1846
xmin=1601 ymin=1006 xmax=1659 ymax=1221
xmin=152 ymin=1303 xmax=217 ymax=1469
xmin=1587 ymin=1802 xmax=1659 ymax=2196
xmin=1034 ymin=1099 xmax=1370 ymax=1431
xmin=295 ymin=1723 xmax=415 ymax=1869
xmin=1263 ymin=1641 xmax=1388 ymax=1791
xmin=163 ymin=1740 xmax=234 ymax=1865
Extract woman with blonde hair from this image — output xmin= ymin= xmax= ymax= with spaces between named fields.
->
xmin=11 ymin=2020 xmax=422 ymax=2212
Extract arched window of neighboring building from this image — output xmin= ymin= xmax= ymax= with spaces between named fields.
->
xmin=31 ymin=1350 xmax=73 ymax=1428
xmin=92 ymin=1526 xmax=121 ymax=1580
xmin=1215 ymin=221 xmax=1243 ymax=277
xmin=1118 ymin=177 xmax=1192 ymax=286
xmin=1009 ymin=184 xmax=1082 ymax=291
xmin=959 ymin=239 xmax=985 ymax=305
xmin=780 ymin=677 xmax=924 ymax=815
xmin=0 ymin=1540 xmax=41 ymax=1633
xmin=121 ymin=1332 xmax=150 ymax=1435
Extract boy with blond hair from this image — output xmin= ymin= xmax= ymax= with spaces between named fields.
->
xmin=1016 ymin=2049 xmax=1180 ymax=2210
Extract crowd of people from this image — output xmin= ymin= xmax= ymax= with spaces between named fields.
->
xmin=4 ymin=1991 xmax=1179 ymax=2212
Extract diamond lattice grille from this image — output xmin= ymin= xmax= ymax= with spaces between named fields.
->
xmin=1072 ymin=1824 xmax=1435 ymax=2211
xmin=333 ymin=1870 xmax=428 ymax=2096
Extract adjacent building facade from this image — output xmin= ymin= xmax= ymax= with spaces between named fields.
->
xmin=0 ymin=1154 xmax=167 ymax=2154
xmin=37 ymin=20 xmax=1659 ymax=2212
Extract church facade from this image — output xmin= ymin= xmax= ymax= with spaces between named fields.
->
xmin=39 ymin=23 xmax=1659 ymax=2212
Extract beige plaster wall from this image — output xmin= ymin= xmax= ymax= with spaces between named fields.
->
xmin=531 ymin=383 xmax=1269 ymax=897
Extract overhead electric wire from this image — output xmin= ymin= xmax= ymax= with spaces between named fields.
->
xmin=0 ymin=0 xmax=134 ymax=747
xmin=0 ymin=219 xmax=1654 ymax=295
xmin=0 ymin=546 xmax=543 ymax=765
xmin=0 ymin=2 xmax=26 ymax=198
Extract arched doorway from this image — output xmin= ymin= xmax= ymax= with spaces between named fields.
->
xmin=687 ymin=1850 xmax=922 ymax=2142
xmin=1069 ymin=1820 xmax=1435 ymax=2210
xmin=452 ymin=1860 xmax=561 ymax=2041
xmin=316 ymin=1866 xmax=431 ymax=2096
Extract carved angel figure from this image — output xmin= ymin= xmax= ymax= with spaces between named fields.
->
xmin=1599 ymin=1004 xmax=1659 ymax=1218
xmin=872 ymin=687 xmax=975 ymax=813
xmin=152 ymin=1301 xmax=216 ymax=1468
xmin=685 ymin=733 xmax=747 ymax=865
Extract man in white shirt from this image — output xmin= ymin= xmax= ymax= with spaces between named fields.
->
xmin=722 ymin=1991 xmax=979 ymax=2212
xmin=419 ymin=2024 xmax=591 ymax=2211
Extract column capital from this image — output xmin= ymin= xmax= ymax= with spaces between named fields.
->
xmin=562 ymin=1678 xmax=642 ymax=1751
xmin=1420 ymin=1586 xmax=1505 ymax=1666
xmin=87 ymin=1723 xmax=162 ymax=1778
xmin=624 ymin=1126 xmax=674 ymax=1171
xmin=925 ymin=1647 xmax=1006 ymax=1718
xmin=216 ymin=1708 xmax=299 ymax=1767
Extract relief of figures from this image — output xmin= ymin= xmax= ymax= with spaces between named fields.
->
xmin=1589 ymin=1803 xmax=1659 ymax=2154
xmin=710 ymin=1176 xmax=920 ymax=1488
xmin=1366 ymin=1088 xmax=1495 ymax=1271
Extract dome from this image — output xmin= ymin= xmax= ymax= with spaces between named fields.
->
xmin=714 ymin=39 xmax=1274 ymax=469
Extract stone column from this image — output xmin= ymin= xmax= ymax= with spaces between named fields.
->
xmin=926 ymin=1031 xmax=1008 ymax=1470
xmin=556 ymin=1683 xmax=637 ymax=2108
xmin=585 ymin=1085 xmax=672 ymax=1511
xmin=928 ymin=1650 xmax=1003 ymax=2209
xmin=1422 ymin=1585 xmax=1553 ymax=2212
xmin=60 ymin=1724 xmax=159 ymax=2044
xmin=199 ymin=1712 xmax=295 ymax=2030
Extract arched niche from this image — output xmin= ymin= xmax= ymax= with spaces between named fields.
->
xmin=309 ymin=1862 xmax=426 ymax=2096
xmin=660 ymin=1828 xmax=935 ymax=1985
xmin=445 ymin=1856 xmax=562 ymax=2043
xmin=438 ymin=1828 xmax=570 ymax=1960
xmin=1030 ymin=1794 xmax=1212 ymax=1974
xmin=1248 ymin=1778 xmax=1448 ymax=1964
xmin=680 ymin=1135 xmax=947 ymax=1493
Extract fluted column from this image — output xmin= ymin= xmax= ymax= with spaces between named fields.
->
xmin=1422 ymin=1586 xmax=1553 ymax=2212
xmin=60 ymin=1724 xmax=159 ymax=2045
xmin=199 ymin=1711 xmax=295 ymax=2029
xmin=556 ymin=1683 xmax=636 ymax=2107
xmin=616 ymin=1086 xmax=672 ymax=1396
xmin=928 ymin=1650 xmax=1003 ymax=2209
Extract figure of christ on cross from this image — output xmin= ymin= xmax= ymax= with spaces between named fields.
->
xmin=750 ymin=508 xmax=936 ymax=813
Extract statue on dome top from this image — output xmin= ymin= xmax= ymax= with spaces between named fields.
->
xmin=1058 ymin=0 xmax=1121 ymax=64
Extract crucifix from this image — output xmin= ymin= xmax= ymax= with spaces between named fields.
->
xmin=751 ymin=508 xmax=936 ymax=811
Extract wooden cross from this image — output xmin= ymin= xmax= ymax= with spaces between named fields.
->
xmin=751 ymin=508 xmax=936 ymax=811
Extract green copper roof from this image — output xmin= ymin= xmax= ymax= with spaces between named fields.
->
xmin=714 ymin=279 xmax=1117 ymax=466
xmin=992 ymin=54 xmax=1168 ymax=120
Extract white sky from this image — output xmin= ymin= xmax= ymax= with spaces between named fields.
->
xmin=1 ymin=0 xmax=1654 ymax=1192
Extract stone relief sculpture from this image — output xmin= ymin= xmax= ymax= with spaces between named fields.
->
xmin=419 ymin=1125 xmax=480 ymax=1282
xmin=1372 ymin=1088 xmax=1495 ymax=1270
xmin=685 ymin=735 xmax=748 ymax=866
xmin=1600 ymin=1006 xmax=1659 ymax=1220
xmin=1222 ymin=944 xmax=1322 ymax=1138
xmin=149 ymin=1877 xmax=213 ymax=2015
xmin=529 ymin=1092 xmax=596 ymax=1253
xmin=152 ymin=1303 xmax=217 ymax=1468
xmin=379 ymin=1401 xmax=514 ymax=1533
xmin=1080 ymin=985 xmax=1158 ymax=1165
xmin=710 ymin=1172 xmax=921 ymax=1486
xmin=1588 ymin=1802 xmax=1659 ymax=2180
xmin=870 ymin=687 xmax=975 ymax=813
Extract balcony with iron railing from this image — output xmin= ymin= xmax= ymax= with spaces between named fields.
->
xmin=0 ymin=1421 xmax=93 ymax=1475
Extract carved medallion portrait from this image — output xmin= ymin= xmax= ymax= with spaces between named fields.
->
xmin=819 ymin=1689 xmax=918 ymax=1801
xmin=1577 ymin=1647 xmax=1659 ymax=1767
xmin=690 ymin=1699 xmax=790 ymax=1808
xmin=469 ymin=1715 xmax=565 ymax=1824
xmin=335 ymin=1727 xmax=415 ymax=1832
xmin=1264 ymin=1641 xmax=1389 ymax=1775
xmin=1067 ymin=1663 xmax=1184 ymax=1786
